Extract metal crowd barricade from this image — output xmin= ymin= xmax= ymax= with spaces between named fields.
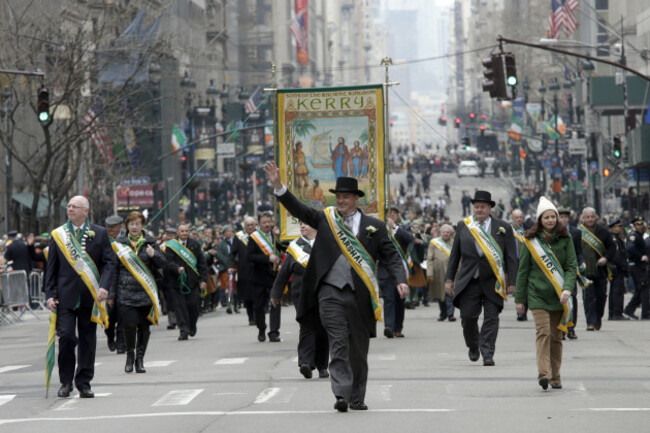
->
xmin=0 ymin=270 xmax=39 ymax=323
xmin=29 ymin=270 xmax=45 ymax=310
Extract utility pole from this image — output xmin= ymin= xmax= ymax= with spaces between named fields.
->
xmin=381 ymin=57 xmax=399 ymax=212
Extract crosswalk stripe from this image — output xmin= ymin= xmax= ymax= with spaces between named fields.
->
xmin=54 ymin=393 xmax=111 ymax=411
xmin=152 ymin=390 xmax=203 ymax=406
xmin=0 ymin=365 xmax=30 ymax=373
xmin=254 ymin=387 xmax=297 ymax=404
xmin=146 ymin=361 xmax=176 ymax=368
xmin=378 ymin=384 xmax=392 ymax=401
xmin=215 ymin=358 xmax=248 ymax=365
xmin=0 ymin=395 xmax=16 ymax=406
xmin=373 ymin=354 xmax=396 ymax=361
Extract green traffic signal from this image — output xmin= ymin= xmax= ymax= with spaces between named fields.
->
xmin=506 ymin=75 xmax=518 ymax=86
xmin=37 ymin=86 xmax=50 ymax=123
xmin=504 ymin=54 xmax=517 ymax=87
xmin=38 ymin=111 xmax=50 ymax=122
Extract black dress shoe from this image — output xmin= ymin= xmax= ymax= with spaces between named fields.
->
xmin=394 ymin=331 xmax=404 ymax=338
xmin=318 ymin=369 xmax=329 ymax=378
xmin=57 ymin=383 xmax=73 ymax=398
xmin=189 ymin=329 xmax=197 ymax=337
xmin=567 ymin=330 xmax=578 ymax=339
xmin=595 ymin=319 xmax=602 ymax=330
xmin=468 ymin=347 xmax=480 ymax=362
xmin=551 ymin=383 xmax=562 ymax=389
xmin=448 ymin=316 xmax=457 ymax=322
xmin=384 ymin=327 xmax=394 ymax=338
xmin=437 ymin=317 xmax=447 ymax=322
xmin=258 ymin=330 xmax=266 ymax=342
xmin=167 ymin=324 xmax=176 ymax=330
xmin=350 ymin=401 xmax=368 ymax=410
xmin=107 ymin=340 xmax=116 ymax=352
xmin=299 ymin=364 xmax=312 ymax=379
xmin=483 ymin=358 xmax=495 ymax=366
xmin=539 ymin=378 xmax=549 ymax=390
xmin=178 ymin=332 xmax=189 ymax=341
xmin=116 ymin=347 xmax=126 ymax=354
xmin=334 ymin=397 xmax=348 ymax=412
xmin=612 ymin=315 xmax=630 ymax=321
xmin=624 ymin=312 xmax=639 ymax=320
xmin=268 ymin=334 xmax=281 ymax=342
xmin=78 ymin=387 xmax=94 ymax=398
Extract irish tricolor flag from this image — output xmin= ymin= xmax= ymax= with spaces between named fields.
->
xmin=171 ymin=124 xmax=187 ymax=159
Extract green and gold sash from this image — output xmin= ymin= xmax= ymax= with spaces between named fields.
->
xmin=286 ymin=238 xmax=311 ymax=268
xmin=579 ymin=224 xmax=613 ymax=280
xmin=51 ymin=224 xmax=109 ymax=328
xmin=511 ymin=222 xmax=525 ymax=243
xmin=112 ymin=240 xmax=161 ymax=325
xmin=324 ymin=206 xmax=383 ymax=322
xmin=388 ymin=228 xmax=413 ymax=278
xmin=236 ymin=230 xmax=249 ymax=246
xmin=522 ymin=236 xmax=574 ymax=333
xmin=430 ymin=237 xmax=452 ymax=257
xmin=464 ymin=216 xmax=508 ymax=301
xmin=164 ymin=239 xmax=199 ymax=275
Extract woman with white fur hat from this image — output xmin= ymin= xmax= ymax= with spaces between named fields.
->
xmin=515 ymin=196 xmax=577 ymax=391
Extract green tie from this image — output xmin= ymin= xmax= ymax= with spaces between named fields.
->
xmin=75 ymin=228 xmax=81 ymax=239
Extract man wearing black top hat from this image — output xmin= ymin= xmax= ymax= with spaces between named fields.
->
xmin=624 ymin=216 xmax=649 ymax=319
xmin=444 ymin=190 xmax=518 ymax=366
xmin=265 ymin=162 xmax=407 ymax=412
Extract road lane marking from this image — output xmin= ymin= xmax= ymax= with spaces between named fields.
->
xmin=254 ymin=388 xmax=297 ymax=404
xmin=378 ymin=384 xmax=392 ymax=401
xmin=291 ymin=356 xmax=298 ymax=362
xmin=152 ymin=390 xmax=203 ymax=406
xmin=373 ymin=354 xmax=396 ymax=361
xmin=215 ymin=358 xmax=248 ymax=365
xmin=0 ymin=365 xmax=30 ymax=373
xmin=54 ymin=393 xmax=111 ymax=411
xmin=0 ymin=408 xmax=456 ymax=424
xmin=254 ymin=388 xmax=280 ymax=403
xmin=581 ymin=408 xmax=650 ymax=411
xmin=0 ymin=395 xmax=16 ymax=406
xmin=146 ymin=361 xmax=176 ymax=368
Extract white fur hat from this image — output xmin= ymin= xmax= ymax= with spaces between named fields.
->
xmin=536 ymin=196 xmax=558 ymax=220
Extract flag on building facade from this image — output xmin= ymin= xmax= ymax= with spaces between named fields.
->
xmin=244 ymin=85 xmax=264 ymax=114
xmin=83 ymin=108 xmax=113 ymax=163
xmin=547 ymin=0 xmax=579 ymax=39
xmin=171 ymin=124 xmax=187 ymax=158
xmin=291 ymin=0 xmax=309 ymax=65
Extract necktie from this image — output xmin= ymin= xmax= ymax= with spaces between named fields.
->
xmin=344 ymin=214 xmax=354 ymax=232
xmin=75 ymin=228 xmax=81 ymax=238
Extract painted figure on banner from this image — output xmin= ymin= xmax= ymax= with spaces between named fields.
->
xmin=349 ymin=140 xmax=363 ymax=177
xmin=294 ymin=141 xmax=310 ymax=200
xmin=309 ymin=179 xmax=327 ymax=208
xmin=330 ymin=137 xmax=350 ymax=178
xmin=361 ymin=144 xmax=369 ymax=178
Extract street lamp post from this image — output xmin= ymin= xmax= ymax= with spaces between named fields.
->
xmin=1 ymin=86 xmax=13 ymax=233
xmin=180 ymin=71 xmax=197 ymax=223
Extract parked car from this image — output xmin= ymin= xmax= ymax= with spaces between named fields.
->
xmin=457 ymin=160 xmax=480 ymax=177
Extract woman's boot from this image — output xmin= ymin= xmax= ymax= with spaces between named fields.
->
xmin=124 ymin=327 xmax=136 ymax=373
xmin=135 ymin=326 xmax=150 ymax=373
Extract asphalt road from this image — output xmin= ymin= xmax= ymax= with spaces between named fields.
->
xmin=1 ymin=291 xmax=649 ymax=433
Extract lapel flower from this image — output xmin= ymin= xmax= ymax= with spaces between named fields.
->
xmin=366 ymin=225 xmax=378 ymax=237
xmin=86 ymin=230 xmax=96 ymax=240
xmin=497 ymin=226 xmax=506 ymax=235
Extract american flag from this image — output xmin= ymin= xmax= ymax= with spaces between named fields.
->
xmin=83 ymin=108 xmax=113 ymax=163
xmin=244 ymin=85 xmax=263 ymax=115
xmin=548 ymin=0 xmax=579 ymax=39
xmin=289 ymin=11 xmax=307 ymax=50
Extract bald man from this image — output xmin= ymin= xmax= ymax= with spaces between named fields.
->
xmin=44 ymin=196 xmax=116 ymax=398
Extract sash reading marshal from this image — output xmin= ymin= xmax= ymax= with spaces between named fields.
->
xmin=324 ymin=206 xmax=383 ymax=321
xmin=51 ymin=225 xmax=109 ymax=328
xmin=464 ymin=216 xmax=508 ymax=301
xmin=286 ymin=239 xmax=311 ymax=267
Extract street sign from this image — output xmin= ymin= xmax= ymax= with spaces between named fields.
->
xmin=585 ymin=107 xmax=599 ymax=134
xmin=570 ymin=169 xmax=578 ymax=181
xmin=120 ymin=176 xmax=150 ymax=186
xmin=589 ymin=161 xmax=598 ymax=174
xmin=568 ymin=138 xmax=587 ymax=156
xmin=527 ymin=138 xmax=543 ymax=153
xmin=216 ymin=142 xmax=235 ymax=158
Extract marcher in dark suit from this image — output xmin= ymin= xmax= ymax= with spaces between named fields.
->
xmin=445 ymin=190 xmax=518 ymax=366
xmin=163 ymin=223 xmax=208 ymax=340
xmin=579 ymin=207 xmax=615 ymax=331
xmin=379 ymin=207 xmax=413 ymax=338
xmin=558 ymin=208 xmax=586 ymax=339
xmin=248 ymin=212 xmax=281 ymax=342
xmin=265 ymin=162 xmax=408 ymax=412
xmin=44 ymin=196 xmax=116 ymax=398
xmin=159 ymin=227 xmax=178 ymax=330
xmin=5 ymin=231 xmax=33 ymax=274
xmin=624 ymin=216 xmax=649 ymax=319
xmin=270 ymin=221 xmax=329 ymax=379
xmin=228 ymin=217 xmax=257 ymax=326
xmin=104 ymin=215 xmax=126 ymax=354
xmin=607 ymin=219 xmax=629 ymax=321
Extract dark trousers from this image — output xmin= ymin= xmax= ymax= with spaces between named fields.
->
xmin=297 ymin=310 xmax=329 ymax=371
xmin=609 ymin=273 xmax=626 ymax=318
xmin=438 ymin=294 xmax=455 ymax=318
xmin=457 ymin=279 xmax=501 ymax=360
xmin=319 ymin=284 xmax=369 ymax=403
xmin=381 ymin=280 xmax=405 ymax=332
xmin=625 ymin=265 xmax=650 ymax=318
xmin=244 ymin=299 xmax=255 ymax=322
xmin=57 ymin=305 xmax=97 ymax=389
xmin=254 ymin=283 xmax=280 ymax=336
xmin=583 ymin=276 xmax=607 ymax=326
xmin=170 ymin=287 xmax=200 ymax=335
xmin=105 ymin=302 xmax=124 ymax=350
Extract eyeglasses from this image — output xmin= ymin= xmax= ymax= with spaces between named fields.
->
xmin=67 ymin=204 xmax=87 ymax=210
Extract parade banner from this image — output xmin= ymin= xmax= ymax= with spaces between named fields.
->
xmin=276 ymin=85 xmax=386 ymax=240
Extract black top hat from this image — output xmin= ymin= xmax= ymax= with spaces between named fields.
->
xmin=470 ymin=190 xmax=495 ymax=207
xmin=329 ymin=177 xmax=365 ymax=197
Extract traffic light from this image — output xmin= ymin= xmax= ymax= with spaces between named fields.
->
xmin=462 ymin=137 xmax=470 ymax=150
xmin=613 ymin=137 xmax=621 ymax=159
xmin=454 ymin=117 xmax=461 ymax=128
xmin=469 ymin=112 xmax=476 ymax=122
xmin=482 ymin=54 xmax=507 ymax=99
xmin=479 ymin=125 xmax=485 ymax=136
xmin=603 ymin=168 xmax=611 ymax=177
xmin=37 ymin=86 xmax=50 ymax=123
xmin=504 ymin=53 xmax=517 ymax=87
xmin=438 ymin=116 xmax=447 ymax=126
